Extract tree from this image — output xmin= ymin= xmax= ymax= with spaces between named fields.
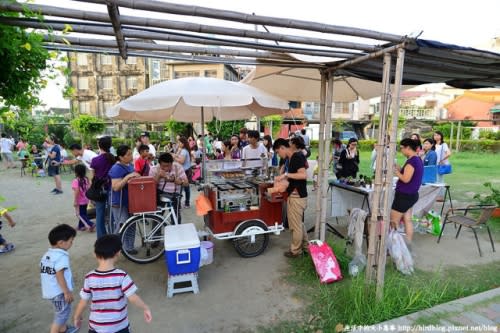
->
xmin=70 ymin=115 xmax=105 ymax=144
xmin=261 ymin=115 xmax=282 ymax=138
xmin=206 ymin=119 xmax=245 ymax=139
xmin=165 ymin=119 xmax=189 ymax=139
xmin=0 ymin=10 xmax=51 ymax=113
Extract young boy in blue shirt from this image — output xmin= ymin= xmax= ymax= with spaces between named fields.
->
xmin=40 ymin=224 xmax=79 ymax=333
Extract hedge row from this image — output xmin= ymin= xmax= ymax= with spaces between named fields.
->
xmin=309 ymin=139 xmax=499 ymax=153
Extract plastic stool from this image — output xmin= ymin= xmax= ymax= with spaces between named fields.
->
xmin=167 ymin=272 xmax=199 ymax=298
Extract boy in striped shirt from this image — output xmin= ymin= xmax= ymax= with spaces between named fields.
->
xmin=73 ymin=235 xmax=152 ymax=333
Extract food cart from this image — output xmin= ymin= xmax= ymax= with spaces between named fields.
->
xmin=202 ymin=159 xmax=286 ymax=257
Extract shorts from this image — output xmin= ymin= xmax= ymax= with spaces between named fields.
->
xmin=391 ymin=191 xmax=419 ymax=213
xmin=1 ymin=152 xmax=13 ymax=162
xmin=48 ymin=165 xmax=60 ymax=176
xmin=51 ymin=293 xmax=72 ymax=326
xmin=89 ymin=327 xmax=130 ymax=333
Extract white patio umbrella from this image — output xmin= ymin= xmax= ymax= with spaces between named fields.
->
xmin=241 ymin=66 xmax=414 ymax=102
xmin=106 ymin=77 xmax=289 ymax=122
xmin=107 ymin=77 xmax=290 ymax=179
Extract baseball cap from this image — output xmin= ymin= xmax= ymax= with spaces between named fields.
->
xmin=140 ymin=131 xmax=150 ymax=137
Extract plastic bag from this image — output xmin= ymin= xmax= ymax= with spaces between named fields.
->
xmin=308 ymin=240 xmax=343 ymax=284
xmin=386 ymin=229 xmax=414 ymax=275
xmin=199 ymin=246 xmax=208 ymax=267
xmin=348 ymin=254 xmax=367 ymax=277
xmin=425 ymin=210 xmax=442 ymax=236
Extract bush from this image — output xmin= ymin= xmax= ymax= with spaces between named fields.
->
xmin=479 ymin=130 xmax=500 ymax=140
xmin=458 ymin=140 xmax=500 ymax=153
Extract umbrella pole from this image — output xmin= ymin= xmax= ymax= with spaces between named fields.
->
xmin=201 ymin=106 xmax=206 ymax=181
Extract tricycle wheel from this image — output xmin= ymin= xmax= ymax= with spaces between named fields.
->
xmin=232 ymin=220 xmax=269 ymax=258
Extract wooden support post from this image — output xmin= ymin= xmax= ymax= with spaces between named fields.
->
xmin=320 ymin=74 xmax=334 ymax=241
xmin=366 ymin=53 xmax=392 ymax=282
xmin=456 ymin=121 xmax=461 ymax=152
xmin=314 ymin=72 xmax=327 ymax=239
xmin=376 ymin=47 xmax=406 ymax=301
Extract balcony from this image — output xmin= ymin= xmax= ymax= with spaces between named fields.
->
xmin=400 ymin=106 xmax=438 ymax=120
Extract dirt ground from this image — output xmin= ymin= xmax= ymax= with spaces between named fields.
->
xmin=0 ymin=167 xmax=499 ymax=332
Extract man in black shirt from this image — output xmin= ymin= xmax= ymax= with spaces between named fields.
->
xmin=273 ymin=138 xmax=308 ymax=258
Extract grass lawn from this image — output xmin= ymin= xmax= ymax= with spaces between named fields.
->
xmin=266 ymin=150 xmax=500 ymax=332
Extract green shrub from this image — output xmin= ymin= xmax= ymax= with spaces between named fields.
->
xmin=458 ymin=140 xmax=499 ymax=153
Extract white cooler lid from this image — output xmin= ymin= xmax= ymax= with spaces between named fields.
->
xmin=164 ymin=223 xmax=200 ymax=250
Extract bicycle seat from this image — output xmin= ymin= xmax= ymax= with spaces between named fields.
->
xmin=159 ymin=196 xmax=172 ymax=203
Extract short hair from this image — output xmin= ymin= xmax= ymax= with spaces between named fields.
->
xmin=348 ymin=138 xmax=358 ymax=145
xmin=116 ymin=144 xmax=130 ymax=158
xmin=1 ymin=133 xmax=6 ymax=138
xmin=94 ymin=234 xmax=122 ymax=259
xmin=69 ymin=143 xmax=82 ymax=151
xmin=48 ymin=224 xmax=76 ymax=245
xmin=301 ymin=129 xmax=306 ymax=135
xmin=158 ymin=152 xmax=174 ymax=164
xmin=239 ymin=127 xmax=248 ymax=134
xmin=138 ymin=144 xmax=149 ymax=153
xmin=273 ymin=138 xmax=290 ymax=151
xmin=247 ymin=130 xmax=260 ymax=139
xmin=400 ymin=138 xmax=419 ymax=151
xmin=290 ymin=136 xmax=305 ymax=150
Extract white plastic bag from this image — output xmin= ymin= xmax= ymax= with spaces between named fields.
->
xmin=199 ymin=246 xmax=208 ymax=267
xmin=386 ymin=229 xmax=414 ymax=275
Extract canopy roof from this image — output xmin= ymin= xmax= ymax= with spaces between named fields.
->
xmin=491 ymin=105 xmax=500 ymax=113
xmin=0 ymin=1 xmax=499 ymax=93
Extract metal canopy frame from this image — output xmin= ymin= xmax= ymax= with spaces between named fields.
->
xmin=2 ymin=0 xmax=499 ymax=298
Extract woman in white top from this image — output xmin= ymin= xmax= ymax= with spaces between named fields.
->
xmin=433 ymin=131 xmax=451 ymax=194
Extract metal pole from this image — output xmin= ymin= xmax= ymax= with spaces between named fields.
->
xmin=201 ymin=106 xmax=206 ymax=181
xmin=449 ymin=122 xmax=454 ymax=151
xmin=456 ymin=121 xmax=461 ymax=152
xmin=366 ymin=53 xmax=392 ymax=282
xmin=376 ymin=47 xmax=406 ymax=301
xmin=314 ymin=71 xmax=327 ymax=239
xmin=320 ymin=74 xmax=334 ymax=241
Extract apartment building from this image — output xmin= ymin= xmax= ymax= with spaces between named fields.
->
xmin=68 ymin=53 xmax=240 ymax=117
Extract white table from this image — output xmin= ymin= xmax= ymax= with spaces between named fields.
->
xmin=329 ymin=182 xmax=445 ymax=218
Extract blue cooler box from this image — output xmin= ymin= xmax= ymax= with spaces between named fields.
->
xmin=164 ymin=223 xmax=200 ymax=275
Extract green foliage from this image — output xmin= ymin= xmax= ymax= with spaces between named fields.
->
xmin=70 ymin=115 xmax=105 ymax=144
xmin=206 ymin=119 xmax=245 ymax=139
xmin=0 ymin=10 xmax=51 ymax=112
xmin=479 ymin=130 xmax=500 ymax=140
xmin=262 ymin=239 xmax=500 ymax=332
xmin=473 ymin=182 xmax=500 ymax=207
xmin=433 ymin=123 xmax=473 ymax=140
xmin=458 ymin=139 xmax=500 ymax=153
xmin=261 ymin=115 xmax=282 ymax=138
xmin=165 ymin=119 xmax=189 ymax=138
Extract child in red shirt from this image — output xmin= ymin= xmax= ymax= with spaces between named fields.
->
xmin=134 ymin=144 xmax=151 ymax=176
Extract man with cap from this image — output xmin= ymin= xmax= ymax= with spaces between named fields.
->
xmin=140 ymin=131 xmax=156 ymax=161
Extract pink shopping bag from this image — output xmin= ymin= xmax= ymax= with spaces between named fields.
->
xmin=308 ymin=240 xmax=343 ymax=284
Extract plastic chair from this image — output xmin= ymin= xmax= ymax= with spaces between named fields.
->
xmin=437 ymin=205 xmax=496 ymax=257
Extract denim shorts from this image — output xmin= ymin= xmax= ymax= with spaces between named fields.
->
xmin=51 ymin=293 xmax=71 ymax=325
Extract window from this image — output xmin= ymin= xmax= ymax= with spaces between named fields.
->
xmin=334 ymin=102 xmax=350 ymax=114
xmin=204 ymin=70 xmax=217 ymax=78
xmin=174 ymin=71 xmax=200 ymax=79
xmin=79 ymin=101 xmax=90 ymax=114
xmin=78 ymin=77 xmax=89 ymax=90
xmin=151 ymin=60 xmax=161 ymax=80
xmin=101 ymin=54 xmax=112 ymax=65
xmin=102 ymin=77 xmax=113 ymax=90
xmin=126 ymin=76 xmax=137 ymax=89
xmin=103 ymin=101 xmax=114 ymax=114
xmin=76 ymin=53 xmax=88 ymax=66
xmin=126 ymin=56 xmax=137 ymax=65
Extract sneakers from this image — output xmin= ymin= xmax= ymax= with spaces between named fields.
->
xmin=53 ymin=189 xmax=63 ymax=195
xmin=77 ymin=227 xmax=88 ymax=232
xmin=65 ymin=324 xmax=79 ymax=333
xmin=0 ymin=243 xmax=15 ymax=254
xmin=50 ymin=188 xmax=57 ymax=193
